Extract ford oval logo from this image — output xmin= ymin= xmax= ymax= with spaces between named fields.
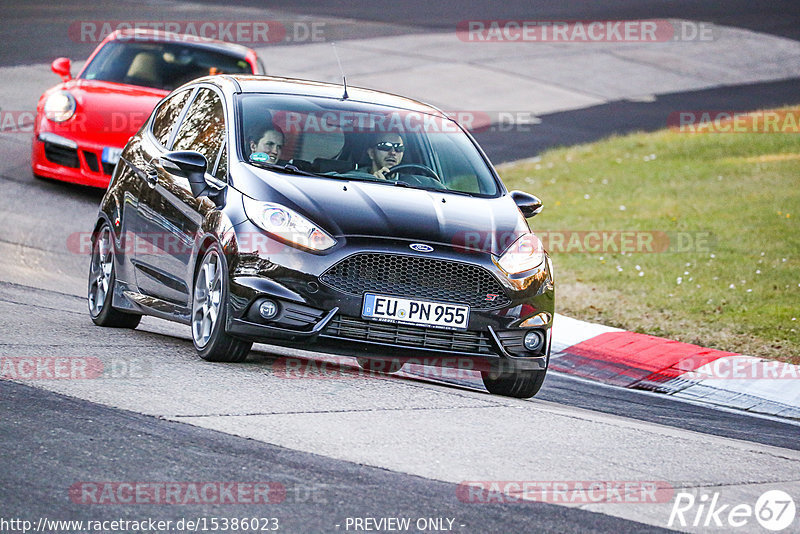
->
xmin=410 ymin=243 xmax=434 ymax=253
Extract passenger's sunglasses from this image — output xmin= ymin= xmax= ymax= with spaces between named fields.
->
xmin=374 ymin=142 xmax=405 ymax=152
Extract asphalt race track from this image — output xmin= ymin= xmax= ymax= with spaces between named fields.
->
xmin=1 ymin=2 xmax=799 ymax=533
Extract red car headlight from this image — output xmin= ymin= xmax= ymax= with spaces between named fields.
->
xmin=44 ymin=91 xmax=76 ymax=123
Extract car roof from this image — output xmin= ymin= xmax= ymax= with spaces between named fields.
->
xmin=198 ymin=74 xmax=449 ymax=118
xmin=108 ymin=29 xmax=255 ymax=59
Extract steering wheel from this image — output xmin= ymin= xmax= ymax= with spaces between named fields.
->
xmin=385 ymin=163 xmax=442 ymax=183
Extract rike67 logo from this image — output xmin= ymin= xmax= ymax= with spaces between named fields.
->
xmin=668 ymin=489 xmax=796 ymax=531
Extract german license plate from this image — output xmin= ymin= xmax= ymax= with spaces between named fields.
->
xmin=362 ymin=293 xmax=469 ymax=330
xmin=102 ymin=147 xmax=122 ymax=164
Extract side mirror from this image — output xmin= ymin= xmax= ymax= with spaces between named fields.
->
xmin=51 ymin=57 xmax=72 ymax=82
xmin=160 ymin=151 xmax=225 ymax=204
xmin=510 ymin=190 xmax=543 ymax=218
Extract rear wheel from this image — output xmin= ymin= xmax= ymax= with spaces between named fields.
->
xmin=482 ymin=368 xmax=547 ymax=399
xmin=356 ymin=358 xmax=403 ymax=374
xmin=88 ymin=223 xmax=141 ymax=328
xmin=191 ymin=244 xmax=252 ymax=362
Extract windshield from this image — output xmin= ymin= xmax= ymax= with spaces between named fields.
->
xmin=80 ymin=40 xmax=252 ymax=91
xmin=237 ymin=94 xmax=501 ymax=197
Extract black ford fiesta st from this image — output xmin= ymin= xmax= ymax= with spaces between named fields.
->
xmin=88 ymin=75 xmax=554 ymax=398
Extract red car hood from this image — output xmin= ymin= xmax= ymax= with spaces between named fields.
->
xmin=49 ymin=79 xmax=168 ymax=147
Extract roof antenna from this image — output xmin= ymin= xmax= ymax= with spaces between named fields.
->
xmin=331 ymin=43 xmax=349 ymax=100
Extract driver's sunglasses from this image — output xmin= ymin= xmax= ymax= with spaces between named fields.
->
xmin=374 ymin=141 xmax=405 ymax=152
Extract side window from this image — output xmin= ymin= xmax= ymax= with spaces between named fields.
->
xmin=214 ymin=144 xmax=227 ymax=181
xmin=151 ymin=89 xmax=191 ymax=147
xmin=172 ymin=88 xmax=226 ymax=173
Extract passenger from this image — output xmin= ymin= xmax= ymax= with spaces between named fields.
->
xmin=366 ymin=133 xmax=404 ymax=180
xmin=249 ymin=126 xmax=284 ymax=163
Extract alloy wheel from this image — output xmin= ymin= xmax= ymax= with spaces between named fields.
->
xmin=88 ymin=226 xmax=113 ymax=317
xmin=192 ymin=249 xmax=223 ymax=348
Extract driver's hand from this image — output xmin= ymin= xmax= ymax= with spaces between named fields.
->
xmin=373 ymin=166 xmax=393 ymax=180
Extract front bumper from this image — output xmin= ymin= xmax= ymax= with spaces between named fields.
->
xmin=31 ymin=131 xmax=118 ymax=188
xmin=223 ymin=226 xmax=554 ymax=372
xmin=227 ymin=303 xmax=548 ymax=372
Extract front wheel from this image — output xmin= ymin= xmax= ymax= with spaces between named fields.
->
xmin=191 ymin=244 xmax=252 ymax=362
xmin=88 ymin=223 xmax=141 ymax=329
xmin=481 ymin=368 xmax=547 ymax=398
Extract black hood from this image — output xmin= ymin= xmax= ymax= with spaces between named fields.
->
xmin=235 ymin=166 xmax=530 ymax=255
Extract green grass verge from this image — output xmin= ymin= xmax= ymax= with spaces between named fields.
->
xmin=497 ymin=109 xmax=800 ymax=364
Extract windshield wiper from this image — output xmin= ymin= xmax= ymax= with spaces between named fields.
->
xmin=424 ymin=187 xmax=475 ymax=196
xmin=248 ymin=160 xmax=322 ymax=178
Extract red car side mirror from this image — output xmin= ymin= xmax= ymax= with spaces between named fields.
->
xmin=51 ymin=57 xmax=72 ymax=82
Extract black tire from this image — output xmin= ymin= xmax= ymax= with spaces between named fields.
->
xmin=191 ymin=243 xmax=252 ymax=362
xmin=356 ymin=357 xmax=403 ymax=374
xmin=481 ymin=368 xmax=547 ymax=399
xmin=88 ymin=223 xmax=142 ymax=329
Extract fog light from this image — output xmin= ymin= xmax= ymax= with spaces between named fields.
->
xmin=523 ymin=330 xmax=545 ymax=352
xmin=258 ymin=299 xmax=279 ymax=320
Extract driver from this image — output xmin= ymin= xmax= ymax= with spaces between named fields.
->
xmin=249 ymin=126 xmax=284 ymax=163
xmin=367 ymin=133 xmax=404 ymax=180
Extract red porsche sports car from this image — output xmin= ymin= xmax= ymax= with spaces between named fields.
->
xmin=32 ymin=29 xmax=264 ymax=188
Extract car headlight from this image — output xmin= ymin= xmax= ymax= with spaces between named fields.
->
xmin=496 ymin=233 xmax=545 ymax=274
xmin=43 ymin=91 xmax=76 ymax=122
xmin=242 ymin=197 xmax=336 ymax=252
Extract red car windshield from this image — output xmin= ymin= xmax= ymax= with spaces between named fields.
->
xmin=80 ymin=40 xmax=252 ymax=91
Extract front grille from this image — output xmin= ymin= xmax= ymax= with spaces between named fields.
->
xmin=323 ymin=315 xmax=495 ymax=355
xmin=44 ymin=142 xmax=79 ymax=168
xmin=81 ymin=150 xmax=115 ymax=175
xmin=83 ymin=150 xmax=99 ymax=172
xmin=320 ymin=253 xmax=511 ymax=310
